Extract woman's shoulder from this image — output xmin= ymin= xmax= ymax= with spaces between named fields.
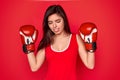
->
xmin=70 ymin=33 xmax=78 ymax=44
xmin=74 ymin=33 xmax=84 ymax=48
xmin=71 ymin=33 xmax=83 ymax=44
xmin=71 ymin=33 xmax=79 ymax=38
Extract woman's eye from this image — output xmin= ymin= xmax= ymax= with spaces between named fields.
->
xmin=56 ymin=20 xmax=61 ymax=23
xmin=48 ymin=21 xmax=52 ymax=24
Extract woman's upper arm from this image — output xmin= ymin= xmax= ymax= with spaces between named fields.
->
xmin=76 ymin=34 xmax=87 ymax=54
xmin=76 ymin=34 xmax=88 ymax=64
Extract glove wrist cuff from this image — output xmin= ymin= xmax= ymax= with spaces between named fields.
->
xmin=85 ymin=42 xmax=97 ymax=52
xmin=23 ymin=44 xmax=35 ymax=54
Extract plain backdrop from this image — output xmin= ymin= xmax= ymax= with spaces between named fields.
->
xmin=0 ymin=0 xmax=120 ymax=80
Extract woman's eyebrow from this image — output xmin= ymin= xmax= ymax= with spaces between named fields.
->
xmin=48 ymin=21 xmax=52 ymax=22
xmin=55 ymin=19 xmax=61 ymax=21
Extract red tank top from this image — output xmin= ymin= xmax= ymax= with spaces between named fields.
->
xmin=45 ymin=34 xmax=78 ymax=80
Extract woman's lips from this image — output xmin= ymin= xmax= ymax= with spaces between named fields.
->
xmin=53 ymin=28 xmax=59 ymax=32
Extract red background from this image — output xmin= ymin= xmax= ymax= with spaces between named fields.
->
xmin=0 ymin=0 xmax=120 ymax=80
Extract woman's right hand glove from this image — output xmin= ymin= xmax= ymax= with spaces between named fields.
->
xmin=19 ymin=25 xmax=38 ymax=54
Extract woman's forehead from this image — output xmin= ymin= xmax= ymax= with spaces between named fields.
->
xmin=48 ymin=13 xmax=62 ymax=21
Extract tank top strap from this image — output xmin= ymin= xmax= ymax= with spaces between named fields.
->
xmin=70 ymin=34 xmax=78 ymax=49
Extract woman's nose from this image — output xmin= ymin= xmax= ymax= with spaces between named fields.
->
xmin=53 ymin=23 xmax=57 ymax=28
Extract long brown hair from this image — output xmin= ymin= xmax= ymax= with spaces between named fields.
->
xmin=37 ymin=5 xmax=71 ymax=51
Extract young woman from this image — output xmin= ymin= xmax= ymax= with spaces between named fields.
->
xmin=19 ymin=5 xmax=97 ymax=80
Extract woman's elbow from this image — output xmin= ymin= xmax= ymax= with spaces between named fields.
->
xmin=87 ymin=66 xmax=94 ymax=70
xmin=86 ymin=64 xmax=95 ymax=70
xmin=30 ymin=66 xmax=39 ymax=72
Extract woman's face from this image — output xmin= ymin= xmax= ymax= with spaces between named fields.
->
xmin=48 ymin=13 xmax=65 ymax=35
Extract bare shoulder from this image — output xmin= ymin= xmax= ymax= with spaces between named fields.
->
xmin=76 ymin=34 xmax=83 ymax=43
xmin=37 ymin=48 xmax=45 ymax=55
xmin=76 ymin=34 xmax=85 ymax=47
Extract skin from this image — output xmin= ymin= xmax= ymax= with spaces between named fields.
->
xmin=27 ymin=13 xmax=95 ymax=72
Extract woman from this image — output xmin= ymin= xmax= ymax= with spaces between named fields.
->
xmin=20 ymin=5 xmax=96 ymax=80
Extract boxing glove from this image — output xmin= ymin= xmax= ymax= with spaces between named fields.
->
xmin=19 ymin=25 xmax=38 ymax=54
xmin=79 ymin=22 xmax=98 ymax=52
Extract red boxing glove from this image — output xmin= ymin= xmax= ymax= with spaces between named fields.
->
xmin=19 ymin=25 xmax=38 ymax=54
xmin=79 ymin=22 xmax=98 ymax=52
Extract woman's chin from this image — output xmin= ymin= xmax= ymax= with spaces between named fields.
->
xmin=54 ymin=31 xmax=62 ymax=35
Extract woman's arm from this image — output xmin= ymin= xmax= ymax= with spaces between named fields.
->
xmin=27 ymin=48 xmax=45 ymax=72
xmin=76 ymin=34 xmax=95 ymax=69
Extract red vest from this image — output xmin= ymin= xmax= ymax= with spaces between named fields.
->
xmin=45 ymin=34 xmax=78 ymax=80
